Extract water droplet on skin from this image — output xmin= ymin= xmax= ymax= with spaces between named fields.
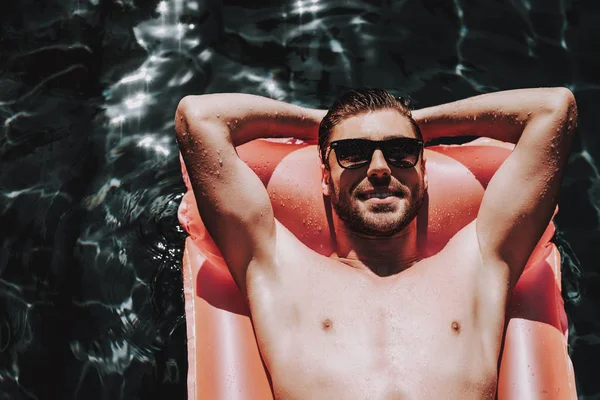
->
xmin=216 ymin=114 xmax=220 ymax=118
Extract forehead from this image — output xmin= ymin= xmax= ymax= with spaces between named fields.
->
xmin=330 ymin=109 xmax=417 ymax=141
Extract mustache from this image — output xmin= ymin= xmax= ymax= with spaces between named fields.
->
xmin=352 ymin=179 xmax=408 ymax=196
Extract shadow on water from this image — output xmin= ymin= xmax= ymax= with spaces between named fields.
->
xmin=1 ymin=0 xmax=599 ymax=399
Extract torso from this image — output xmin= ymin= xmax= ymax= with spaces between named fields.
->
xmin=247 ymin=221 xmax=508 ymax=400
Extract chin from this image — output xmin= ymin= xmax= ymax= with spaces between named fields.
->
xmin=330 ymin=189 xmax=422 ymax=236
xmin=367 ymin=215 xmax=412 ymax=235
xmin=362 ymin=197 xmax=421 ymax=233
xmin=346 ymin=208 xmax=411 ymax=236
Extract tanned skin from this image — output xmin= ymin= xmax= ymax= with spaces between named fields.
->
xmin=175 ymin=88 xmax=577 ymax=399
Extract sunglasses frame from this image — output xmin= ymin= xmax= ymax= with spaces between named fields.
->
xmin=326 ymin=137 xmax=424 ymax=170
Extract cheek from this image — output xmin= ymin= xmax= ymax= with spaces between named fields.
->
xmin=328 ymin=179 xmax=341 ymax=199
xmin=408 ymin=179 xmax=422 ymax=195
xmin=412 ymin=179 xmax=426 ymax=201
xmin=329 ymin=179 xmax=355 ymax=204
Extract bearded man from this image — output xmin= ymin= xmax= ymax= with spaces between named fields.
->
xmin=175 ymin=87 xmax=577 ymax=399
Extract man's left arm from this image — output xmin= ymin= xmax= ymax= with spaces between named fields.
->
xmin=414 ymin=88 xmax=578 ymax=287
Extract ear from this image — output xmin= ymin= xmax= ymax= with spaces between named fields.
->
xmin=321 ymin=164 xmax=331 ymax=196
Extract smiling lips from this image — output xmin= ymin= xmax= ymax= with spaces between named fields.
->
xmin=363 ymin=192 xmax=397 ymax=199
xmin=359 ymin=190 xmax=403 ymax=200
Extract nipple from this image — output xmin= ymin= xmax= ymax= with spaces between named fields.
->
xmin=321 ymin=318 xmax=333 ymax=331
xmin=451 ymin=321 xmax=461 ymax=334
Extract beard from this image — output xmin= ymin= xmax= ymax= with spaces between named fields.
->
xmin=329 ymin=180 xmax=425 ymax=236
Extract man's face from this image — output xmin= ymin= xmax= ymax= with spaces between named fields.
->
xmin=321 ymin=109 xmax=428 ymax=236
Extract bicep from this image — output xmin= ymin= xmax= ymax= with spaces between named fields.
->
xmin=176 ymin=110 xmax=276 ymax=290
xmin=476 ymin=99 xmax=576 ymax=286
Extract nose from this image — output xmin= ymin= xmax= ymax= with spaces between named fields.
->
xmin=367 ymin=149 xmax=391 ymax=178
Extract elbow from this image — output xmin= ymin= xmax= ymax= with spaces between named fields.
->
xmin=176 ymin=96 xmax=193 ymax=119
xmin=175 ymin=95 xmax=215 ymax=141
xmin=533 ymin=88 xmax=578 ymax=137
xmin=554 ymin=88 xmax=578 ymax=136
xmin=549 ymin=87 xmax=578 ymax=121
xmin=175 ymin=96 xmax=195 ymax=139
xmin=176 ymin=95 xmax=218 ymax=125
xmin=176 ymin=95 xmax=203 ymax=126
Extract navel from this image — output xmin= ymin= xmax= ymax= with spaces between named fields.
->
xmin=451 ymin=321 xmax=461 ymax=334
xmin=321 ymin=318 xmax=333 ymax=331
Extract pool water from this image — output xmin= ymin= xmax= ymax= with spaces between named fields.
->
xmin=0 ymin=0 xmax=599 ymax=398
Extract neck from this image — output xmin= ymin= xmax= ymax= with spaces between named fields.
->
xmin=332 ymin=217 xmax=420 ymax=277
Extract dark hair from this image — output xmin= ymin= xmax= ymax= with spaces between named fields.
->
xmin=318 ymin=88 xmax=422 ymax=165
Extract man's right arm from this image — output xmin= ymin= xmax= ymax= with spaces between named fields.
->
xmin=175 ymin=94 xmax=325 ymax=296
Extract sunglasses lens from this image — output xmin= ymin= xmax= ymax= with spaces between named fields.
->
xmin=384 ymin=139 xmax=421 ymax=168
xmin=335 ymin=141 xmax=372 ymax=168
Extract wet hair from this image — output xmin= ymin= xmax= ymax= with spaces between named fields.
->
xmin=318 ymin=88 xmax=422 ymax=166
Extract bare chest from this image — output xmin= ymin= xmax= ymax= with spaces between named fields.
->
xmin=249 ymin=259 xmax=500 ymax=399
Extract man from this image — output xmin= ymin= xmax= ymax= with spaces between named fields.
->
xmin=175 ymin=88 xmax=577 ymax=399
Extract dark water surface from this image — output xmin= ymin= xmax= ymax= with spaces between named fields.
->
xmin=1 ymin=0 xmax=599 ymax=398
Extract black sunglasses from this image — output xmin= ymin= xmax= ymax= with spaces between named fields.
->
xmin=327 ymin=138 xmax=424 ymax=170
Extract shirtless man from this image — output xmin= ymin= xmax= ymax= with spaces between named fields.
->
xmin=175 ymin=88 xmax=577 ymax=399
